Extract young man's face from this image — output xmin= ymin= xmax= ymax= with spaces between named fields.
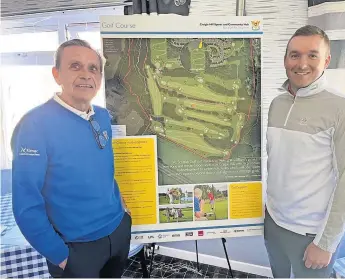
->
xmin=53 ymin=46 xmax=102 ymax=104
xmin=284 ymin=35 xmax=331 ymax=90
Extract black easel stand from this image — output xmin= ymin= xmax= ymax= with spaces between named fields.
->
xmin=194 ymin=238 xmax=234 ymax=278
xmin=222 ymin=238 xmax=234 ymax=278
xmin=148 ymin=243 xmax=156 ymax=277
xmin=138 ymin=246 xmax=149 ymax=278
xmin=195 ymin=240 xmax=200 ymax=271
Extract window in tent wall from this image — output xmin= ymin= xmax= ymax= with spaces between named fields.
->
xmin=324 ymin=40 xmax=345 ymax=93
xmin=0 ymin=30 xmax=60 ymax=169
xmin=0 ymin=6 xmax=124 ymax=169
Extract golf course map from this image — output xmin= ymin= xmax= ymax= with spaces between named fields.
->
xmin=104 ymin=37 xmax=262 ymax=186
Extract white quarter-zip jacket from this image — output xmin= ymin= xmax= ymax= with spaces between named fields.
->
xmin=266 ymin=74 xmax=345 ymax=253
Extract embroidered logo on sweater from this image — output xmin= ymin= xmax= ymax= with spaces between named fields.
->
xmin=19 ymin=147 xmax=40 ymax=156
xmin=299 ymin=117 xmax=308 ymax=126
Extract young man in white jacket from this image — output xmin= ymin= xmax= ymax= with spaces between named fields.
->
xmin=265 ymin=25 xmax=345 ymax=278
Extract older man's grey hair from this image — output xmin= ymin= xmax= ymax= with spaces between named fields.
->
xmin=54 ymin=39 xmax=104 ymax=73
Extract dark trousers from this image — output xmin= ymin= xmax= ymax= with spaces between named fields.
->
xmin=47 ymin=212 xmax=132 ymax=278
xmin=264 ymin=210 xmax=338 ymax=278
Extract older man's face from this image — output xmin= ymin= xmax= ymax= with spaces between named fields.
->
xmin=53 ymin=46 xmax=102 ymax=104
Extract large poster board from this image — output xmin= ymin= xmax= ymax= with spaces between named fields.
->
xmin=101 ymin=16 xmax=263 ymax=243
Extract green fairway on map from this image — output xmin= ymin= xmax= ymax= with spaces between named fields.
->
xmin=104 ymin=37 xmax=261 ymax=185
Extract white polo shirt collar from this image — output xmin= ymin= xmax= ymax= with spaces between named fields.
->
xmin=53 ymin=93 xmax=95 ymax=121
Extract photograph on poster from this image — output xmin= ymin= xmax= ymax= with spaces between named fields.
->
xmin=159 ymin=186 xmax=193 ymax=205
xmin=159 ymin=204 xmax=193 ymax=223
xmin=193 ymin=184 xmax=228 ymax=221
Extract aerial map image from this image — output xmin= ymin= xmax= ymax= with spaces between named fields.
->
xmin=103 ymin=37 xmax=261 ymax=185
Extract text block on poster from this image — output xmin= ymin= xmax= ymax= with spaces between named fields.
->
xmin=112 ymin=136 xmax=158 ymax=225
xmin=229 ymin=182 xmax=262 ymax=219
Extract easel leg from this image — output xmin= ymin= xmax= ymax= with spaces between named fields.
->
xmin=138 ymin=246 xmax=149 ymax=278
xmin=149 ymin=243 xmax=156 ymax=277
xmin=195 ymin=240 xmax=200 ymax=271
xmin=221 ymin=238 xmax=234 ymax=278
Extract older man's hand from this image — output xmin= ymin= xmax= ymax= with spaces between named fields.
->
xmin=303 ymin=242 xmax=332 ymax=269
xmin=59 ymin=258 xmax=68 ymax=270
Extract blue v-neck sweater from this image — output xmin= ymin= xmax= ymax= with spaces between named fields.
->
xmin=11 ymin=99 xmax=124 ymax=265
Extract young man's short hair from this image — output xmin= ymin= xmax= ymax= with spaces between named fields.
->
xmin=285 ymin=25 xmax=330 ymax=57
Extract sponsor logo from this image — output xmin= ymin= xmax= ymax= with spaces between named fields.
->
xmin=172 ymin=234 xmax=180 ymax=237
xmin=207 ymin=231 xmax=216 ymax=235
xmin=198 ymin=231 xmax=204 ymax=236
xmin=251 ymin=20 xmax=261 ymax=31
xmin=247 ymin=228 xmax=263 ymax=232
xmin=19 ymin=147 xmax=40 ymax=156
xmin=158 ymin=234 xmax=169 ymax=239
xmin=135 ymin=235 xmax=144 ymax=240
xmin=220 ymin=229 xmax=230 ymax=234
xmin=185 ymin=232 xmax=193 ymax=236
xmin=234 ymin=229 xmax=245 ymax=233
xmin=148 ymin=235 xmax=155 ymax=240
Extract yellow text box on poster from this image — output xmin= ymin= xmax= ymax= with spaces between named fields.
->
xmin=229 ymin=182 xmax=262 ymax=219
xmin=112 ymin=137 xmax=157 ymax=225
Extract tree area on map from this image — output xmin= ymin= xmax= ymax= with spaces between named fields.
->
xmin=104 ymin=37 xmax=261 ymax=185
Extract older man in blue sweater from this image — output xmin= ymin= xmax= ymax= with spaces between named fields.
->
xmin=11 ymin=39 xmax=131 ymax=278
